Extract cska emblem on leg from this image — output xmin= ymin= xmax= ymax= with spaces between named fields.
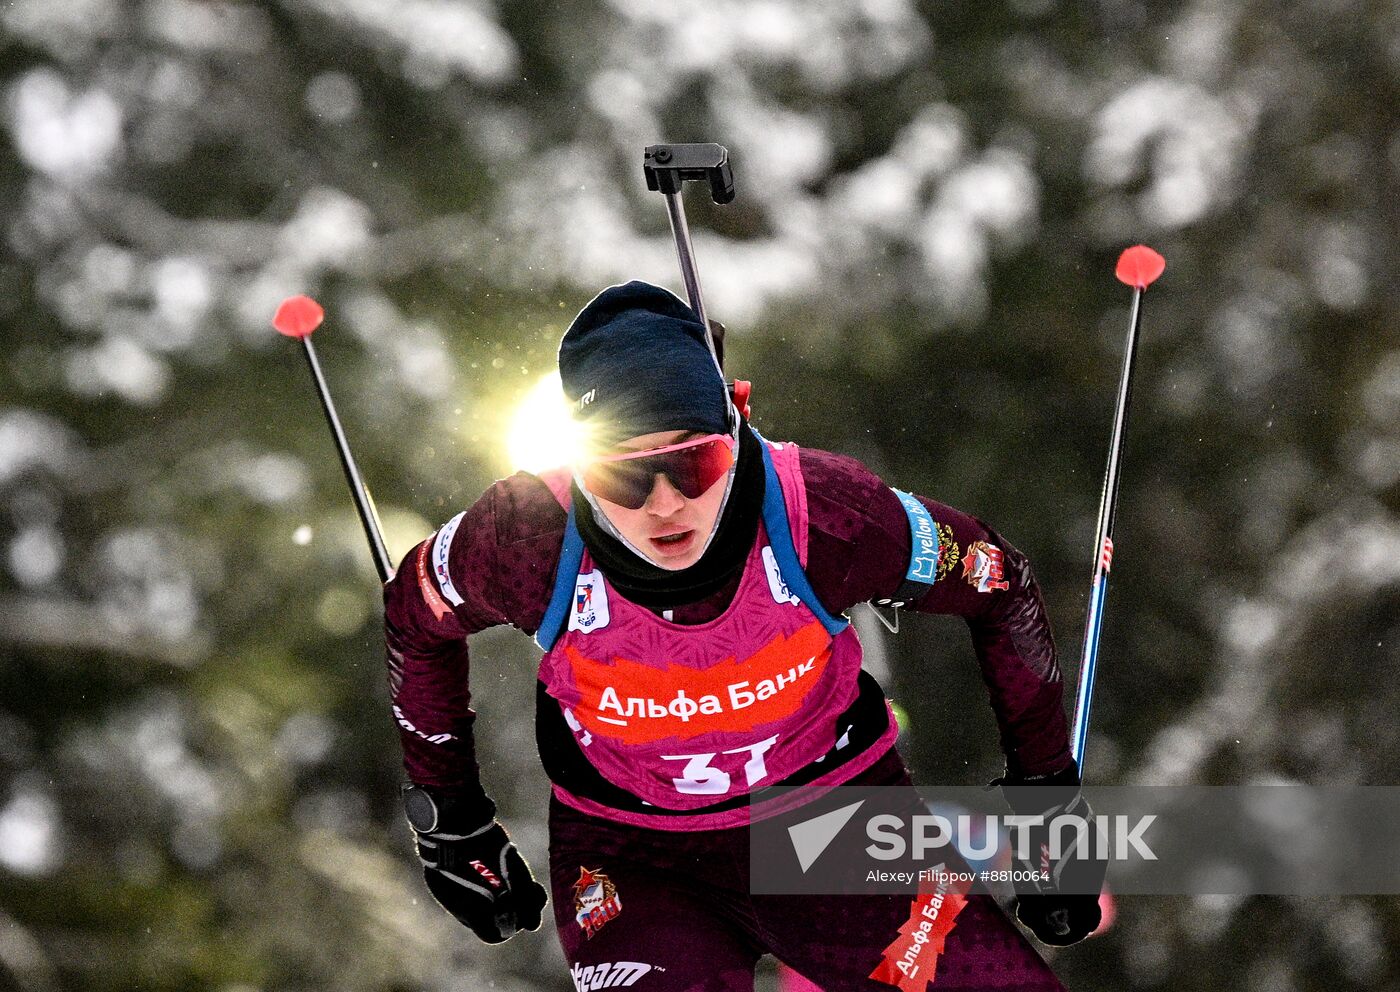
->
xmin=573 ymin=867 xmax=623 ymax=938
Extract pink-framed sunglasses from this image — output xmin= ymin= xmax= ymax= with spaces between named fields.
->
xmin=579 ymin=433 xmax=736 ymax=509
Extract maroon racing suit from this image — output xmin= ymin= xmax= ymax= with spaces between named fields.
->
xmin=384 ymin=445 xmax=1071 ymax=991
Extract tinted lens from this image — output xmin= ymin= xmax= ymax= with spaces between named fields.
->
xmin=658 ymin=438 xmax=733 ymax=498
xmin=583 ymin=439 xmax=733 ymax=509
xmin=582 ymin=458 xmax=656 ymax=510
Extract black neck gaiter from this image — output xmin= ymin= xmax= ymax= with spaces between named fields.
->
xmin=571 ymin=420 xmax=765 ymax=610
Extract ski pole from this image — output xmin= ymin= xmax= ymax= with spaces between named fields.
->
xmin=642 ymin=143 xmax=734 ymax=370
xmin=1070 ymin=245 xmax=1166 ymax=768
xmin=273 ymin=295 xmax=394 ymax=584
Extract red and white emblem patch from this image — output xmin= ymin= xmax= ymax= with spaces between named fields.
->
xmin=962 ymin=540 xmax=1009 ymax=593
xmin=573 ymin=867 xmax=623 ymax=938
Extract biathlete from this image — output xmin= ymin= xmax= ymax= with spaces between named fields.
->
xmin=383 ymin=281 xmax=1101 ymax=991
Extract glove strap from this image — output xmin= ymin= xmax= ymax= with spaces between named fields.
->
xmin=402 ymin=782 xmax=497 ymax=835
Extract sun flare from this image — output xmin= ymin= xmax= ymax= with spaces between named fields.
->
xmin=506 ymin=372 xmax=587 ymax=473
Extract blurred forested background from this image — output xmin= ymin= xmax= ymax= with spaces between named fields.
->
xmin=1 ymin=0 xmax=1398 ymax=989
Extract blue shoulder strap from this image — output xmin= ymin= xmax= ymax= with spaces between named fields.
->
xmin=536 ymin=502 xmax=586 ymax=652
xmin=757 ymin=438 xmax=849 ymax=636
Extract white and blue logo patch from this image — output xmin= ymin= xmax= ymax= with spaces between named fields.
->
xmin=762 ymin=546 xmax=801 ymax=607
xmin=894 ymin=489 xmax=939 ymax=584
xmin=431 ymin=511 xmax=467 ymax=606
xmin=567 ymin=570 xmax=610 ymax=633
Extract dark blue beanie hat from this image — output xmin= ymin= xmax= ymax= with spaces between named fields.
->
xmin=558 ymin=281 xmax=730 ymax=449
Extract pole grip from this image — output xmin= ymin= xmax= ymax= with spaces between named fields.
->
xmin=645 ymin=144 xmax=735 ymax=381
xmin=643 ymin=143 xmax=734 ymax=203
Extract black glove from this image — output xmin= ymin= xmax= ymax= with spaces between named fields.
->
xmin=998 ymin=763 xmax=1106 ymax=947
xmin=403 ymin=785 xmax=548 ymax=944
